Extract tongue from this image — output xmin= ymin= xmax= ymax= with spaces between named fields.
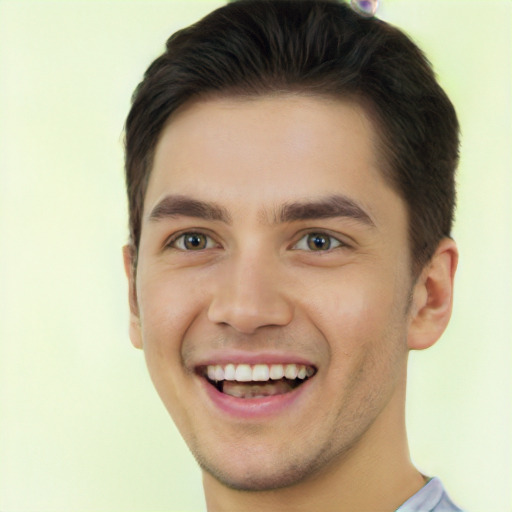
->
xmin=222 ymin=379 xmax=294 ymax=398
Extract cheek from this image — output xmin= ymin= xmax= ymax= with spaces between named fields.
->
xmin=304 ymin=266 xmax=410 ymax=391
xmin=138 ymin=269 xmax=205 ymax=343
xmin=136 ymin=271 xmax=207 ymax=431
xmin=135 ymin=270 xmax=210 ymax=403
xmin=313 ymin=275 xmax=400 ymax=343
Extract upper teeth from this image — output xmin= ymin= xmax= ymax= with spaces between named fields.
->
xmin=205 ymin=363 xmax=314 ymax=382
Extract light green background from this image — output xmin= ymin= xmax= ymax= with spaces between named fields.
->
xmin=0 ymin=1 xmax=510 ymax=511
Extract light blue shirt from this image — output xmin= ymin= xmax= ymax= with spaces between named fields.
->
xmin=396 ymin=477 xmax=464 ymax=512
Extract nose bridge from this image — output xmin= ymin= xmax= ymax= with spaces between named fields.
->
xmin=207 ymin=242 xmax=293 ymax=333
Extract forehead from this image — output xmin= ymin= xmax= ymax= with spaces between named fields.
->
xmin=145 ymin=94 xmax=403 ymax=227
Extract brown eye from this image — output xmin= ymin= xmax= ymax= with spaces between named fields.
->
xmin=307 ymin=233 xmax=331 ymax=251
xmin=171 ymin=232 xmax=215 ymax=251
xmin=293 ymin=232 xmax=343 ymax=252
xmin=184 ymin=233 xmax=207 ymax=250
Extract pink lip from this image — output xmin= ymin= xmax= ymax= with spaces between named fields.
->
xmin=198 ymin=371 xmax=314 ymax=420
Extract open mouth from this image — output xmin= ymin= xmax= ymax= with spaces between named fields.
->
xmin=199 ymin=363 xmax=316 ymax=399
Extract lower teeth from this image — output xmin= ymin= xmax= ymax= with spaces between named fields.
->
xmin=216 ymin=378 xmax=302 ymax=398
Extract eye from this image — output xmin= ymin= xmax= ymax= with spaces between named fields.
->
xmin=293 ymin=232 xmax=344 ymax=252
xmin=168 ymin=232 xmax=218 ymax=251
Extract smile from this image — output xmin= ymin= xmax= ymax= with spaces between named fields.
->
xmin=201 ymin=363 xmax=316 ymax=399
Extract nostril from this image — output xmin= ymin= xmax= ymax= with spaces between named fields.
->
xmin=208 ymin=299 xmax=294 ymax=334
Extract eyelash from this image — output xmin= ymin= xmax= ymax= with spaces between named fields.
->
xmin=292 ymin=232 xmax=347 ymax=252
xmin=166 ymin=230 xmax=347 ymax=252
xmin=166 ymin=231 xmax=219 ymax=251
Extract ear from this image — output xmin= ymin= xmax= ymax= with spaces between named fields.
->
xmin=123 ymin=244 xmax=143 ymax=350
xmin=407 ymin=238 xmax=458 ymax=350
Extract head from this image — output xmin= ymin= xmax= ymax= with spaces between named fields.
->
xmin=125 ymin=0 xmax=459 ymax=277
xmin=123 ymin=0 xmax=459 ymax=498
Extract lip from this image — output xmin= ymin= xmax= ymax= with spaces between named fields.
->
xmin=191 ymin=349 xmax=317 ymax=368
xmin=199 ymin=372 xmax=314 ymax=420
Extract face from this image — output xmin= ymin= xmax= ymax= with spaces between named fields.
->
xmin=129 ymin=95 xmax=416 ymax=491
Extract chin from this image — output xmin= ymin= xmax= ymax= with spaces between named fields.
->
xmin=200 ymin=463 xmax=309 ymax=492
xmin=194 ymin=441 xmax=336 ymax=492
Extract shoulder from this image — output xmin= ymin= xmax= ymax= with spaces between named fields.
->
xmin=396 ymin=477 xmax=466 ymax=512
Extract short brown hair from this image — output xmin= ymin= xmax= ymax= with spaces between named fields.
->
xmin=125 ymin=0 xmax=459 ymax=275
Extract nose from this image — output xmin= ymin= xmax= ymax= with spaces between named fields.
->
xmin=207 ymin=250 xmax=294 ymax=334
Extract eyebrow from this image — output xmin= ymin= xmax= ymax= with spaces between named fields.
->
xmin=148 ymin=195 xmax=232 ymax=223
xmin=275 ymin=195 xmax=375 ymax=227
xmin=148 ymin=193 xmax=374 ymax=227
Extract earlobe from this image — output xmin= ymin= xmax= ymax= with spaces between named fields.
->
xmin=407 ymin=238 xmax=458 ymax=351
xmin=122 ymin=244 xmax=143 ymax=350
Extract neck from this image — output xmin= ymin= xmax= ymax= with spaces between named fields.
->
xmin=202 ymin=369 xmax=425 ymax=512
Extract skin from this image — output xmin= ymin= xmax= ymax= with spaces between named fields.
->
xmin=124 ymin=94 xmax=458 ymax=512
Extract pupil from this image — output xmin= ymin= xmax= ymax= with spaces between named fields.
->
xmin=185 ymin=234 xmax=205 ymax=249
xmin=308 ymin=234 xmax=330 ymax=251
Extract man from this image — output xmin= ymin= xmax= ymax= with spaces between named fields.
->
xmin=122 ymin=1 xmax=464 ymax=510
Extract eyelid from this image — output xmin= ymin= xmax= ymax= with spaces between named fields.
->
xmin=163 ymin=228 xmax=350 ymax=252
xmin=291 ymin=231 xmax=350 ymax=251
xmin=165 ymin=230 xmax=221 ymax=250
